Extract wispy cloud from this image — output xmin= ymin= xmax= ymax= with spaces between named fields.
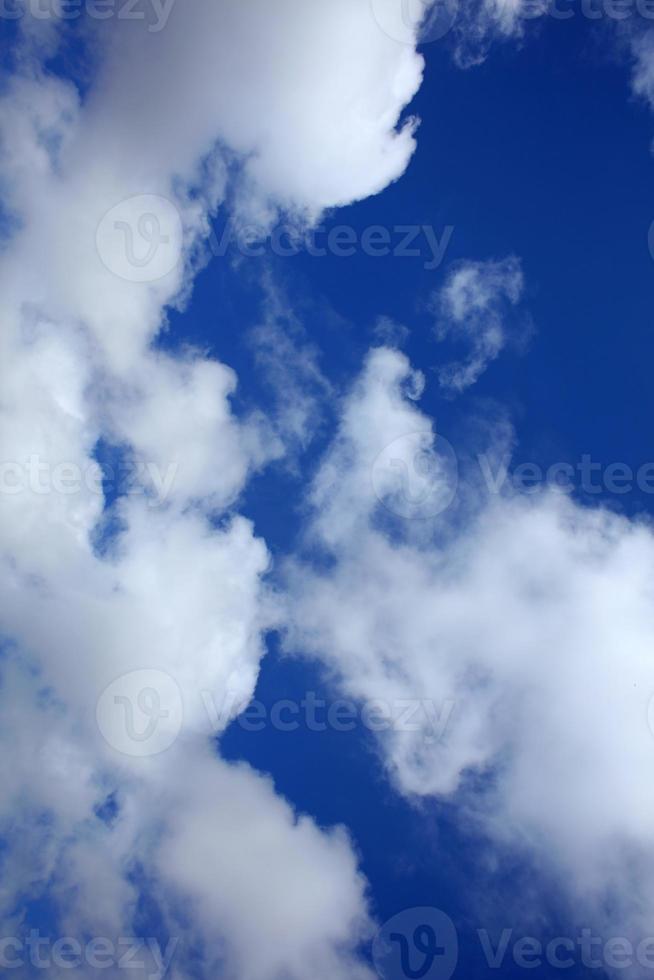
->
xmin=433 ymin=256 xmax=530 ymax=393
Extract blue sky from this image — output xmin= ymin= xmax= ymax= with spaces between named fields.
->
xmin=183 ymin=12 xmax=654 ymax=533
xmin=204 ymin=16 xmax=654 ymax=977
xmin=3 ymin=3 xmax=654 ymax=980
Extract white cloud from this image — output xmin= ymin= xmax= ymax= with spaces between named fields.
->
xmin=434 ymin=256 xmax=527 ymax=392
xmin=0 ymin=2 xmax=427 ymax=975
xmin=283 ymin=344 xmax=654 ymax=961
xmin=153 ymin=748 xmax=373 ymax=980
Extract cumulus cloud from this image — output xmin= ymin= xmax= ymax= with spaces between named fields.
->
xmin=433 ymin=256 xmax=528 ymax=392
xmin=0 ymin=2 xmax=427 ymax=975
xmin=283 ymin=343 xmax=654 ymax=965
